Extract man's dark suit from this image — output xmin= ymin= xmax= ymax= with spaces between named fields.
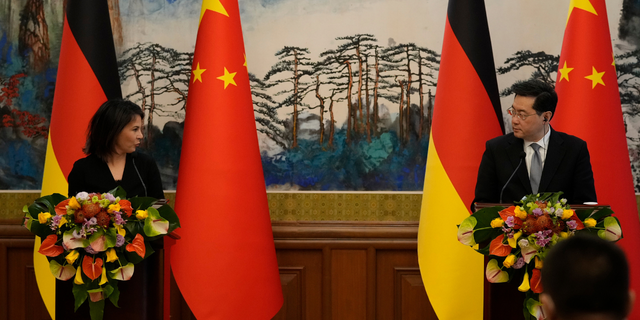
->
xmin=473 ymin=129 xmax=597 ymax=208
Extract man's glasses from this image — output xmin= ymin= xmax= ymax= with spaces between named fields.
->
xmin=507 ymin=107 xmax=538 ymax=121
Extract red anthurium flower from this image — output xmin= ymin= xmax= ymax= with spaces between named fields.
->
xmin=126 ymin=233 xmax=146 ymax=258
xmin=38 ymin=234 xmax=64 ymax=257
xmin=530 ymin=268 xmax=543 ymax=293
xmin=119 ymin=199 xmax=133 ymax=217
xmin=498 ymin=206 xmax=523 ymax=229
xmin=54 ymin=199 xmax=71 ymax=216
xmin=489 ymin=234 xmax=512 ymax=257
xmin=82 ymin=255 xmax=103 ymax=281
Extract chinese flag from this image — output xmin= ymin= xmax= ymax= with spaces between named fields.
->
xmin=417 ymin=0 xmax=503 ymax=319
xmin=552 ymin=0 xmax=640 ymax=317
xmin=37 ymin=1 xmax=121 ymax=317
xmin=170 ymin=0 xmax=283 ymax=318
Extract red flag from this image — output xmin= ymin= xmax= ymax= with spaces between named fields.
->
xmin=38 ymin=1 xmax=121 ymax=316
xmin=553 ymin=0 xmax=640 ymax=317
xmin=418 ymin=0 xmax=503 ymax=319
xmin=170 ymin=0 xmax=283 ymax=318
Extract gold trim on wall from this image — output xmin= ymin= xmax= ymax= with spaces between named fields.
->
xmin=2 ymin=192 xmax=422 ymax=222
xmin=7 ymin=192 xmax=640 ymax=223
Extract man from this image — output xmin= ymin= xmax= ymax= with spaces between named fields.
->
xmin=472 ymin=79 xmax=596 ymax=209
xmin=541 ymin=235 xmax=635 ymax=320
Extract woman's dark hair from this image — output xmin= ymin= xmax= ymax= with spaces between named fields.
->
xmin=84 ymin=99 xmax=144 ymax=160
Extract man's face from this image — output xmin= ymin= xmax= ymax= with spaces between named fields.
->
xmin=511 ymin=95 xmax=547 ymax=142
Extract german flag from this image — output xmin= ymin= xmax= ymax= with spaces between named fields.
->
xmin=37 ymin=0 xmax=121 ymax=317
xmin=552 ymin=0 xmax=640 ymax=317
xmin=170 ymin=0 xmax=283 ymax=318
xmin=418 ymin=0 xmax=503 ymax=319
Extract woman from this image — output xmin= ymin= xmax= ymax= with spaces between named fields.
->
xmin=67 ymin=99 xmax=164 ymax=199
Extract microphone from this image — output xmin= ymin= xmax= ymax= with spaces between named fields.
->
xmin=131 ymin=153 xmax=148 ymax=197
xmin=500 ymin=151 xmax=526 ymax=204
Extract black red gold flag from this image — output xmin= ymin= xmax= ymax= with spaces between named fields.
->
xmin=418 ymin=0 xmax=503 ymax=318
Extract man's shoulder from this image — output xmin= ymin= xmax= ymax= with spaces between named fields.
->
xmin=486 ymin=133 xmax=516 ymax=146
xmin=551 ymin=130 xmax=587 ymax=145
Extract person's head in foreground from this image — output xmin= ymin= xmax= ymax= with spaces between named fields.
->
xmin=541 ymin=234 xmax=634 ymax=320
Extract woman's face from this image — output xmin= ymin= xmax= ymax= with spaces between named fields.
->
xmin=114 ymin=115 xmax=143 ymax=155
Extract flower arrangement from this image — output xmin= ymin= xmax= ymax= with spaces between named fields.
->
xmin=458 ymin=192 xmax=622 ymax=320
xmin=23 ymin=187 xmax=180 ymax=320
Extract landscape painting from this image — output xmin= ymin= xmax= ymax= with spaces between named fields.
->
xmin=1 ymin=0 xmax=639 ymax=192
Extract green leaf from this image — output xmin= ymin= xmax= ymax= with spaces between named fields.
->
xmin=72 ymin=283 xmax=88 ymax=311
xmin=589 ymin=207 xmax=615 ymax=221
xmin=575 ymin=208 xmax=595 ymax=221
xmin=129 ymin=196 xmax=157 ymax=211
xmin=103 ymin=284 xmax=114 ymax=299
xmin=470 ymin=206 xmax=502 ymax=244
xmin=28 ymin=220 xmax=52 ymax=238
xmin=108 ymin=281 xmax=120 ymax=308
xmin=89 ymin=299 xmax=105 ymax=320
xmin=105 ymin=228 xmax=117 ymax=248
xmin=108 ymin=186 xmax=127 ymax=199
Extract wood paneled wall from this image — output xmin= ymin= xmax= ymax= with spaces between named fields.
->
xmin=0 ymin=221 xmax=435 ymax=320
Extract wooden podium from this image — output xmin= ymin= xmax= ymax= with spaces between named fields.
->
xmin=475 ymin=203 xmax=603 ymax=320
xmin=55 ymin=242 xmax=164 ymax=319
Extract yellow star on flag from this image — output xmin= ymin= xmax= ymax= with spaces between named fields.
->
xmin=585 ymin=66 xmax=605 ymax=88
xmin=193 ymin=63 xmax=206 ymax=83
xmin=612 ymin=52 xmax=616 ymax=67
xmin=567 ymin=0 xmax=597 ymax=24
xmin=559 ymin=61 xmax=574 ymax=82
xmin=199 ymin=0 xmax=228 ymax=24
xmin=217 ymin=67 xmax=237 ymax=89
xmin=244 ymin=54 xmax=247 ymax=68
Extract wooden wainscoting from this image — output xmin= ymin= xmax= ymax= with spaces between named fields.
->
xmin=0 ymin=221 xmax=434 ymax=320
xmin=270 ymin=221 xmax=435 ymax=320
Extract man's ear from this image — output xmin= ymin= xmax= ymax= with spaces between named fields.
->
xmin=540 ymin=293 xmax=556 ymax=320
xmin=626 ymin=290 xmax=635 ymax=318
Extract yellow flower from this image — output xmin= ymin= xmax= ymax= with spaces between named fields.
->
xmin=38 ymin=212 xmax=51 ymax=224
xmin=518 ymin=272 xmax=530 ymax=292
xmin=69 ymin=197 xmax=81 ymax=210
xmin=514 ymin=206 xmax=527 ymax=219
xmin=508 ymin=231 xmax=522 ymax=248
xmin=561 ymin=209 xmax=574 ymax=220
xmin=136 ymin=210 xmax=148 ymax=220
xmin=106 ymin=248 xmax=118 ymax=263
xmin=60 ymin=216 xmax=68 ymax=226
xmin=99 ymin=266 xmax=108 ymax=285
xmin=490 ymin=218 xmax=504 ymax=228
xmin=115 ymin=225 xmax=126 ymax=237
xmin=66 ymin=250 xmax=79 ymax=264
xmin=535 ymin=256 xmax=543 ymax=269
xmin=560 ymin=232 xmax=569 ymax=239
xmin=503 ymin=254 xmax=517 ymax=268
xmin=108 ymin=203 xmax=121 ymax=214
xmin=74 ymin=265 xmax=84 ymax=285
xmin=585 ymin=218 xmax=597 ymax=228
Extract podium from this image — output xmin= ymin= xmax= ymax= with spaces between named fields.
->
xmin=475 ymin=203 xmax=604 ymax=320
xmin=55 ymin=242 xmax=164 ymax=319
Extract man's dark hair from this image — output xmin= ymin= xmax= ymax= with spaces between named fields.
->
xmin=511 ymin=79 xmax=558 ymax=119
xmin=542 ymin=234 xmax=630 ymax=319
xmin=84 ymin=99 xmax=144 ymax=160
